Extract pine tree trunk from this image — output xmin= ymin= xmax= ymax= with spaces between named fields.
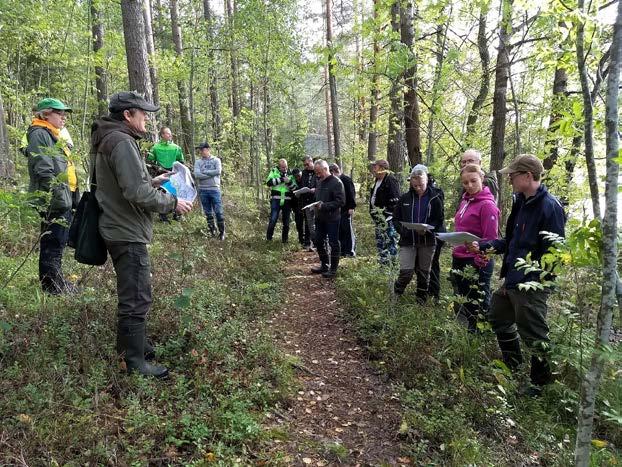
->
xmin=400 ymin=0 xmax=421 ymax=167
xmin=170 ymin=0 xmax=194 ymax=161
xmin=465 ymin=7 xmax=490 ymax=144
xmin=326 ymin=0 xmax=341 ymax=164
xmin=387 ymin=1 xmax=406 ymax=175
xmin=576 ymin=0 xmax=601 ymax=220
xmin=143 ymin=0 xmax=160 ymax=108
xmin=574 ymin=1 xmax=621 ymax=463
xmin=203 ymin=0 xmax=222 ymax=141
xmin=91 ymin=0 xmax=108 ymax=117
xmin=489 ymin=0 xmax=513 ymax=196
xmin=120 ymin=0 xmax=153 ymax=102
xmin=367 ymin=0 xmax=380 ymax=161
xmin=225 ymin=0 xmax=241 ymax=119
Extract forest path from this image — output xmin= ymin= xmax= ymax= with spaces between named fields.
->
xmin=263 ymin=250 xmax=406 ymax=466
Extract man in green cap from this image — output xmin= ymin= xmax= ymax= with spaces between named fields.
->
xmin=25 ymin=97 xmax=78 ymax=294
xmin=147 ymin=127 xmax=185 ymax=221
xmin=91 ymin=91 xmax=193 ymax=379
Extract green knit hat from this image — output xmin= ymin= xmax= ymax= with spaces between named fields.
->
xmin=36 ymin=98 xmax=72 ymax=113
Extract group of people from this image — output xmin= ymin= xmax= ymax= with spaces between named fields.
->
xmin=24 ymin=92 xmax=567 ymax=393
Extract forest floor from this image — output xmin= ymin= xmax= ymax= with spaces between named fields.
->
xmin=263 ymin=250 xmax=407 ymax=466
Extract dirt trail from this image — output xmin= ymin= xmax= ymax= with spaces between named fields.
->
xmin=264 ymin=250 xmax=405 ymax=466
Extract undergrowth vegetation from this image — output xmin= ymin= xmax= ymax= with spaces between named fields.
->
xmin=0 ymin=188 xmax=294 ymax=464
xmin=336 ymin=216 xmax=621 ymax=466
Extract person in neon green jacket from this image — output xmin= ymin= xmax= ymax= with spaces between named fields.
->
xmin=266 ymin=159 xmax=297 ymax=242
xmin=148 ymin=127 xmax=185 ymax=221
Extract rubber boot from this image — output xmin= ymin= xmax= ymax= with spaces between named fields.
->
xmin=497 ymin=333 xmax=523 ymax=372
xmin=217 ymin=221 xmax=226 ymax=241
xmin=322 ymin=254 xmax=340 ymax=278
xmin=207 ymin=218 xmax=217 ymax=237
xmin=117 ymin=321 xmax=168 ymax=378
xmin=530 ymin=354 xmax=553 ymax=387
xmin=311 ymin=253 xmax=329 ymax=274
xmin=117 ymin=331 xmax=155 ymax=361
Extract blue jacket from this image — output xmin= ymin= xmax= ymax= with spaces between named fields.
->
xmin=480 ymin=185 xmax=565 ymax=289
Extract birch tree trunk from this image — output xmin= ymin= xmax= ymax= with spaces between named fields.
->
xmin=120 ymin=0 xmax=153 ymax=102
xmin=489 ymin=0 xmax=513 ymax=196
xmin=576 ymin=0 xmax=601 ymax=220
xmin=326 ymin=0 xmax=341 ymax=164
xmin=170 ymin=0 xmax=194 ymax=160
xmin=574 ymin=1 xmax=621 ymax=463
xmin=367 ymin=0 xmax=379 ymax=161
xmin=400 ymin=0 xmax=422 ymax=167
xmin=465 ymin=7 xmax=490 ymax=144
xmin=91 ymin=0 xmax=108 ymax=117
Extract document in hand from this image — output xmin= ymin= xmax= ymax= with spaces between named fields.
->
xmin=302 ymin=201 xmax=321 ymax=210
xmin=435 ymin=232 xmax=482 ymax=245
xmin=294 ymin=187 xmax=312 ymax=197
xmin=162 ymin=161 xmax=197 ymax=202
xmin=400 ymin=222 xmax=435 ymax=231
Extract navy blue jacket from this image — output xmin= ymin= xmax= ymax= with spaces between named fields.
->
xmin=480 ymin=185 xmax=565 ymax=289
xmin=393 ymin=186 xmax=445 ymax=247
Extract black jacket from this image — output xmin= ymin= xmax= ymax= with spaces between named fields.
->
xmin=369 ymin=174 xmax=400 ymax=221
xmin=393 ymin=186 xmax=445 ymax=247
xmin=339 ymin=174 xmax=356 ymax=213
xmin=300 ymin=168 xmax=317 ymax=204
xmin=315 ymin=174 xmax=345 ymax=223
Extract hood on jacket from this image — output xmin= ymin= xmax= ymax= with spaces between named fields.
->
xmin=460 ymin=185 xmax=495 ymax=204
xmin=91 ymin=117 xmax=143 ymax=153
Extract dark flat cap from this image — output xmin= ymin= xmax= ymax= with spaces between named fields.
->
xmin=109 ymin=91 xmax=159 ymax=113
xmin=195 ymin=142 xmax=211 ymax=149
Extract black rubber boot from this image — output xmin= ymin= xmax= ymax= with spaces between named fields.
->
xmin=311 ymin=253 xmax=329 ymax=274
xmin=217 ymin=221 xmax=226 ymax=241
xmin=144 ymin=338 xmax=155 ymax=361
xmin=530 ymin=354 xmax=553 ymax=387
xmin=118 ymin=321 xmax=168 ymax=379
xmin=497 ymin=333 xmax=523 ymax=372
xmin=322 ymin=254 xmax=340 ymax=278
xmin=207 ymin=218 xmax=217 ymax=237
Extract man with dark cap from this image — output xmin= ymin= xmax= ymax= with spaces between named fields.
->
xmin=25 ymin=97 xmax=78 ymax=294
xmin=329 ymin=163 xmax=356 ymax=257
xmin=369 ymin=159 xmax=400 ymax=264
xmin=470 ymin=154 xmax=565 ymax=395
xmin=194 ymin=142 xmax=225 ymax=240
xmin=91 ymin=91 xmax=193 ymax=379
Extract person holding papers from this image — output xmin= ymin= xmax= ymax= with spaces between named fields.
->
xmin=393 ymin=165 xmax=444 ymax=303
xmin=450 ymin=164 xmax=499 ymax=332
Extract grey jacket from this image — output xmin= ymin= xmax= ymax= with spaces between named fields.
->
xmin=91 ymin=118 xmax=176 ymax=244
xmin=194 ymin=156 xmax=221 ymax=190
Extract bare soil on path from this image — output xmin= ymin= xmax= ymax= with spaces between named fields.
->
xmin=264 ymin=250 xmax=406 ymax=466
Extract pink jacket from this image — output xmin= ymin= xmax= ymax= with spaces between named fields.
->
xmin=453 ymin=186 xmax=499 ymax=261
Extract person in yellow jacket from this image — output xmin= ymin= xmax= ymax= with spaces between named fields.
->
xmin=25 ymin=97 xmax=78 ymax=294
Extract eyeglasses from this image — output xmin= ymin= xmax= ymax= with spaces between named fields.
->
xmin=52 ymin=110 xmax=68 ymax=117
xmin=508 ymin=171 xmax=527 ymax=180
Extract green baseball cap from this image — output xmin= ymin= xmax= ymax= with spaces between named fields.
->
xmin=36 ymin=98 xmax=72 ymax=113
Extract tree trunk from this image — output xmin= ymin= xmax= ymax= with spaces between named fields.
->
xmin=367 ymin=0 xmax=380 ymax=161
xmin=576 ymin=0 xmax=601 ymax=220
xmin=225 ymin=0 xmax=241 ymax=119
xmin=326 ymin=0 xmax=341 ymax=164
xmin=0 ymin=92 xmax=14 ymax=179
xmin=542 ymin=64 xmax=569 ymax=171
xmin=574 ymin=1 xmax=621 ymax=463
xmin=489 ymin=0 xmax=513 ymax=195
xmin=465 ymin=7 xmax=490 ymax=144
xmin=400 ymin=0 xmax=422 ymax=167
xmin=143 ymin=0 xmax=160 ymax=108
xmin=426 ymin=20 xmax=448 ymax=165
xmin=324 ymin=63 xmax=334 ymax=159
xmin=91 ymin=0 xmax=108 ymax=117
xmin=387 ymin=1 xmax=406 ymax=175
xmin=203 ymin=0 xmax=222 ymax=141
xmin=170 ymin=0 xmax=194 ymax=161
xmin=263 ymin=82 xmax=273 ymax=167
xmin=120 ymin=0 xmax=153 ymax=102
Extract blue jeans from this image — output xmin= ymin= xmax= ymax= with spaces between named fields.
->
xmin=199 ymin=189 xmax=224 ymax=228
xmin=374 ymin=219 xmax=397 ymax=264
xmin=267 ymin=198 xmax=291 ymax=242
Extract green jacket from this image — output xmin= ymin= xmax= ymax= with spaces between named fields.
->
xmin=266 ymin=167 xmax=297 ymax=206
xmin=91 ymin=118 xmax=176 ymax=244
xmin=147 ymin=140 xmax=185 ymax=170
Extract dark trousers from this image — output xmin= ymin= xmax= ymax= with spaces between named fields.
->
xmin=315 ymin=219 xmax=340 ymax=266
xmin=450 ymin=256 xmax=494 ymax=331
xmin=267 ymin=199 xmax=292 ymax=242
xmin=426 ymin=241 xmax=444 ymax=299
xmin=339 ymin=212 xmax=356 ymax=256
xmin=293 ymin=207 xmax=305 ymax=245
xmin=39 ymin=210 xmax=72 ymax=294
xmin=106 ymin=242 xmax=152 ymax=325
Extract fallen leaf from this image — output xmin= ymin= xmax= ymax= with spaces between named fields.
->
xmin=302 ymin=458 xmax=312 ymax=464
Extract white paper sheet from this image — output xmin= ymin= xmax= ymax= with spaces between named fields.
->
xmin=166 ymin=161 xmax=197 ymax=202
xmin=400 ymin=222 xmax=435 ymax=231
xmin=294 ymin=187 xmax=312 ymax=197
xmin=302 ymin=201 xmax=321 ymax=210
xmin=436 ymin=231 xmax=482 ymax=245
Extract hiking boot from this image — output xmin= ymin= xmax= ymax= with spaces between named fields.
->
xmin=311 ymin=264 xmax=328 ymax=274
xmin=322 ymin=269 xmax=337 ymax=279
xmin=117 ymin=321 xmax=168 ymax=379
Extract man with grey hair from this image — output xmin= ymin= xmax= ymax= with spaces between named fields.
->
xmin=329 ymin=163 xmax=356 ymax=257
xmin=460 ymin=149 xmax=498 ymax=202
xmin=311 ymin=160 xmax=345 ymax=278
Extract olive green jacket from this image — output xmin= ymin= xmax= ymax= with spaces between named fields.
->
xmin=91 ymin=118 xmax=176 ymax=244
